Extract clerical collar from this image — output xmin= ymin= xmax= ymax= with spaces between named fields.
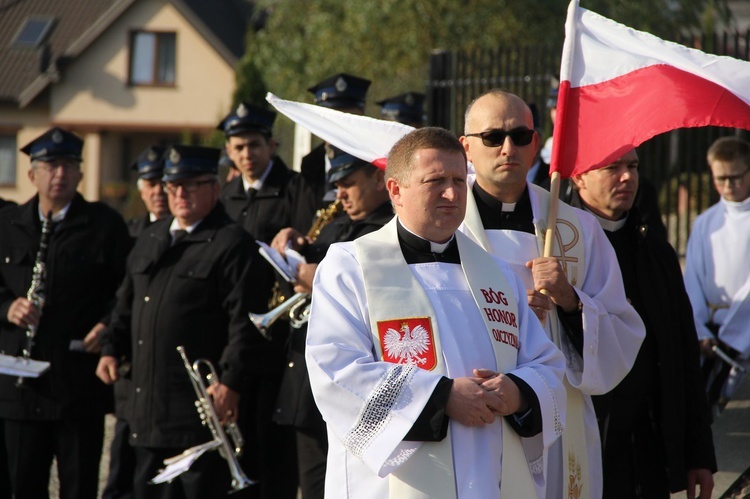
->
xmin=149 ymin=212 xmax=160 ymax=223
xmin=242 ymin=158 xmax=274 ymax=192
xmin=396 ymin=219 xmax=460 ymax=264
xmin=473 ymin=182 xmax=535 ymax=233
xmin=582 ymin=206 xmax=628 ymax=232
xmin=38 ymin=201 xmax=71 ymax=223
xmin=721 ymin=195 xmax=750 ymax=214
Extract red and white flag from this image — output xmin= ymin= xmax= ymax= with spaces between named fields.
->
xmin=266 ymin=93 xmax=414 ymax=170
xmin=552 ymin=0 xmax=750 ymax=178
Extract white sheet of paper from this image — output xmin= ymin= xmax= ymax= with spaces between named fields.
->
xmin=257 ymin=241 xmax=297 ymax=282
xmin=0 ymin=354 xmax=51 ymax=378
xmin=150 ymin=441 xmax=220 ymax=484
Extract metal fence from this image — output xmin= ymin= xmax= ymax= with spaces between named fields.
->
xmin=426 ymin=31 xmax=750 ymax=257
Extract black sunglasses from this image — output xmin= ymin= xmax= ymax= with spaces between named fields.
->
xmin=464 ymin=128 xmax=536 ymax=147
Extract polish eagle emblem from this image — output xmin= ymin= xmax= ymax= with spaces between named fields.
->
xmin=378 ymin=318 xmax=437 ymax=370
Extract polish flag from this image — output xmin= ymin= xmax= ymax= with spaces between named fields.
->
xmin=552 ymin=0 xmax=750 ymax=178
xmin=266 ymin=93 xmax=414 ymax=170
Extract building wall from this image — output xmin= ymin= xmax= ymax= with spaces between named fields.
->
xmin=0 ymin=0 xmax=237 ymax=205
xmin=52 ymin=0 xmax=235 ymax=128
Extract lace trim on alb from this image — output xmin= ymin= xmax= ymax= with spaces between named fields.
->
xmin=343 ymin=364 xmax=417 ymax=459
xmin=529 ymin=455 xmax=545 ymax=476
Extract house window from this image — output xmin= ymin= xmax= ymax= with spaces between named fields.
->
xmin=129 ymin=31 xmax=176 ymax=86
xmin=13 ymin=17 xmax=56 ymax=48
xmin=0 ymin=135 xmax=17 ymax=186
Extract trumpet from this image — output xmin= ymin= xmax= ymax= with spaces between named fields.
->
xmin=176 ymin=346 xmax=255 ymax=492
xmin=249 ymin=292 xmax=310 ymax=337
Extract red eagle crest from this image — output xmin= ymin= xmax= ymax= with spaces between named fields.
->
xmin=377 ymin=317 xmax=437 ymax=371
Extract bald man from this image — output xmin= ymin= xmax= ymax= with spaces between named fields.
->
xmin=458 ymin=89 xmax=645 ymax=499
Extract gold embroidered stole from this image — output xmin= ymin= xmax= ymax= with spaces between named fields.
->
xmin=464 ymin=184 xmax=590 ymax=499
xmin=355 ymin=219 xmax=535 ymax=498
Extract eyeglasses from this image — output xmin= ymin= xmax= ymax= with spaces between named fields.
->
xmin=464 ymin=128 xmax=536 ymax=147
xmin=713 ymin=166 xmax=750 ymax=186
xmin=34 ymin=160 xmax=80 ymax=173
xmin=164 ymin=179 xmax=215 ymax=195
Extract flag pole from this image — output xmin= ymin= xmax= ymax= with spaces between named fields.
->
xmin=545 ymin=0 xmax=579 ymax=260
xmin=543 ymin=172 xmax=561 ymax=258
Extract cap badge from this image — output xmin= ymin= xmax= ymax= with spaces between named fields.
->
xmin=169 ymin=149 xmax=181 ymax=164
xmin=147 ymin=150 xmax=158 ymax=162
xmin=405 ymin=94 xmax=415 ymax=105
xmin=52 ymin=130 xmax=63 ymax=144
xmin=237 ymin=103 xmax=248 ymax=118
xmin=335 ymin=76 xmax=347 ymax=92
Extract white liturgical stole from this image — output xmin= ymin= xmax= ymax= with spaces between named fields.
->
xmin=463 ymin=184 xmax=590 ymax=499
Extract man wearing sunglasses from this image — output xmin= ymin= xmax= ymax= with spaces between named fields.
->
xmin=459 ymin=89 xmax=645 ymax=499
xmin=97 ymin=145 xmax=271 ymax=498
xmin=684 ymin=136 xmax=750 ymax=416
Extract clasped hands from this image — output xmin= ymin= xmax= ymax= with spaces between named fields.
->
xmin=445 ymin=369 xmax=528 ymax=427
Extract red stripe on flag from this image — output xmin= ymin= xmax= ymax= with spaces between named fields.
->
xmin=552 ymin=64 xmax=750 ymax=177
xmin=372 ymin=157 xmax=387 ymax=171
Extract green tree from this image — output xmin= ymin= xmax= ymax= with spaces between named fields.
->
xmin=235 ymin=0 xmax=733 ymax=161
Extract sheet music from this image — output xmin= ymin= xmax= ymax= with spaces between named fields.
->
xmin=0 ymin=354 xmax=51 ymax=378
xmin=257 ymin=241 xmax=305 ymax=282
xmin=150 ymin=441 xmax=221 ymax=484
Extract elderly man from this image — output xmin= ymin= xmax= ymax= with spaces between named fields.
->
xmin=458 ymin=89 xmax=645 ymax=499
xmin=306 ymin=127 xmax=566 ymax=498
xmin=128 ymin=145 xmax=169 ymax=238
xmin=569 ymin=148 xmax=716 ymax=499
xmin=0 ymin=127 xmax=131 ymax=498
xmin=684 ymin=136 xmax=750 ymax=414
xmin=271 ymin=148 xmax=393 ymax=499
xmin=97 ymin=145 xmax=269 ymax=498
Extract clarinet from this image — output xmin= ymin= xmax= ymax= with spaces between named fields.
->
xmin=16 ymin=211 xmax=53 ymax=387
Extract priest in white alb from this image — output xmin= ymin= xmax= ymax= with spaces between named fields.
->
xmin=305 ymin=127 xmax=566 ymax=498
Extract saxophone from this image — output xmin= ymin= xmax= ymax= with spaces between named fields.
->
xmin=16 ymin=211 xmax=54 ymax=387
xmin=307 ymin=199 xmax=342 ymax=241
xmin=267 ymin=199 xmax=341 ymax=309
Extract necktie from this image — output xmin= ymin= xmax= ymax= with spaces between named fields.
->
xmin=172 ymin=229 xmax=188 ymax=246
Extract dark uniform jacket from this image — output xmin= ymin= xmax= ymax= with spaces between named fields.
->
xmin=220 ymin=157 xmax=297 ymax=244
xmin=0 ymin=194 xmax=130 ymax=420
xmin=100 ymin=204 xmax=269 ymax=449
xmin=274 ymin=201 xmax=394 ymax=429
xmin=287 ymin=144 xmax=331 ymax=234
xmin=569 ymin=194 xmax=717 ymax=492
xmin=127 ymin=213 xmax=153 ymax=239
xmin=113 ymin=212 xmax=156 ymax=420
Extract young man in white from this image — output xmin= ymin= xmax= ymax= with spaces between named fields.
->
xmin=684 ymin=136 xmax=750 ymax=414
